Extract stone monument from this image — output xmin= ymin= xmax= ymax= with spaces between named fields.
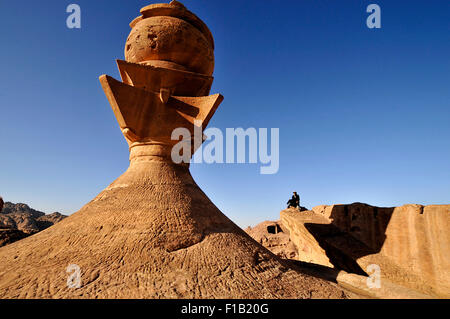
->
xmin=100 ymin=0 xmax=223 ymax=164
xmin=0 ymin=1 xmax=349 ymax=298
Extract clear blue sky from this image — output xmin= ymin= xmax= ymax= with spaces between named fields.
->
xmin=0 ymin=0 xmax=449 ymax=228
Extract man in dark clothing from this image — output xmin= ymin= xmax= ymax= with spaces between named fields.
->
xmin=287 ymin=192 xmax=300 ymax=209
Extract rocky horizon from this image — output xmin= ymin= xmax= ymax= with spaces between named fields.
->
xmin=0 ymin=201 xmax=67 ymax=247
xmin=1 ymin=196 xmax=449 ymax=298
xmin=246 ymin=202 xmax=450 ymax=298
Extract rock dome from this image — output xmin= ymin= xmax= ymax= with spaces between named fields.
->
xmin=125 ymin=2 xmax=214 ymax=75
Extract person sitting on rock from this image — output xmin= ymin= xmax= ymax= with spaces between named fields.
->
xmin=287 ymin=192 xmax=300 ymax=210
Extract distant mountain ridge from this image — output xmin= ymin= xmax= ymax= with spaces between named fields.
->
xmin=0 ymin=202 xmax=67 ymax=247
xmin=1 ymin=202 xmax=46 ymax=219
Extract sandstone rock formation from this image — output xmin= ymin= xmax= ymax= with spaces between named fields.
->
xmin=246 ymin=204 xmax=449 ymax=298
xmin=245 ymin=221 xmax=299 ymax=260
xmin=279 ymin=203 xmax=450 ymax=298
xmin=0 ymin=202 xmax=67 ymax=247
xmin=0 ymin=1 xmax=351 ymax=299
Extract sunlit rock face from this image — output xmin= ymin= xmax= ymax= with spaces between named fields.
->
xmin=0 ymin=1 xmax=351 ymax=299
xmin=279 ymin=203 xmax=450 ymax=298
xmin=125 ymin=1 xmax=214 ymax=76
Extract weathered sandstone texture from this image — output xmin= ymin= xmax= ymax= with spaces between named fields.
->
xmin=279 ymin=204 xmax=450 ymax=298
xmin=0 ymin=1 xmax=350 ymax=299
xmin=0 ymin=162 xmax=351 ymax=299
xmin=245 ymin=221 xmax=299 ymax=260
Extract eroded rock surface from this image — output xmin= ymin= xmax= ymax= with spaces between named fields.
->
xmin=279 ymin=203 xmax=450 ymax=298
xmin=245 ymin=221 xmax=298 ymax=260
xmin=0 ymin=162 xmax=350 ymax=299
xmin=0 ymin=1 xmax=351 ymax=299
